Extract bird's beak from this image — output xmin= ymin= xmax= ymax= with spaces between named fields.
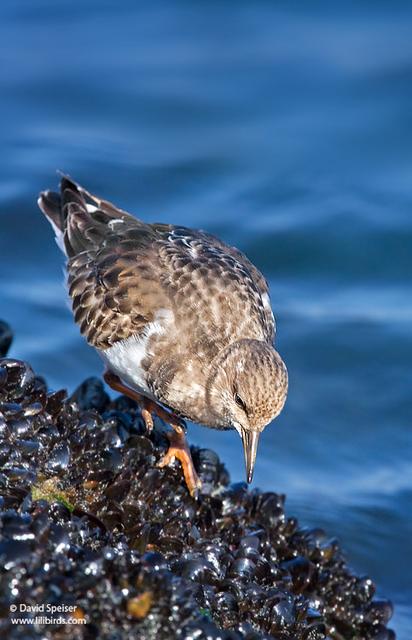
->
xmin=241 ymin=429 xmax=260 ymax=484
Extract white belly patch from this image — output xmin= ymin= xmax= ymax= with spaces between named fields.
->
xmin=99 ymin=312 xmax=173 ymax=400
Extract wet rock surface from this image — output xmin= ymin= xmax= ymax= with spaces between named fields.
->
xmin=0 ymin=321 xmax=13 ymax=358
xmin=0 ymin=326 xmax=395 ymax=639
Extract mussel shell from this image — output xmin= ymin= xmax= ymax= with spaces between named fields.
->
xmin=0 ymin=335 xmax=396 ymax=640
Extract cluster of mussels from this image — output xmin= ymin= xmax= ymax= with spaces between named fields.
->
xmin=0 ymin=321 xmax=395 ymax=640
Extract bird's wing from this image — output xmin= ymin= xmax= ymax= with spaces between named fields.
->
xmin=39 ymin=178 xmax=275 ymax=351
xmin=39 ymin=178 xmax=171 ymax=349
xmin=154 ymin=225 xmax=276 ymax=350
xmin=192 ymin=229 xmax=276 ymax=342
xmin=67 ymin=226 xmax=171 ymax=349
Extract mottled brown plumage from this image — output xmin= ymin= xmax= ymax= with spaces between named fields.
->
xmin=38 ymin=177 xmax=288 ymax=493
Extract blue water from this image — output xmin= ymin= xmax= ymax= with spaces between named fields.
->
xmin=1 ymin=2 xmax=411 ymax=636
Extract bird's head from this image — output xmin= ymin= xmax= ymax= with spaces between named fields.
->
xmin=206 ymin=339 xmax=288 ymax=483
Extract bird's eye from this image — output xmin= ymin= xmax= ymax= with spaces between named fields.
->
xmin=234 ymin=393 xmax=247 ymax=412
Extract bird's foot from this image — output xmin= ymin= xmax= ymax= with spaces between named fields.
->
xmin=103 ymin=369 xmax=199 ymax=496
xmin=157 ymin=426 xmax=202 ymax=498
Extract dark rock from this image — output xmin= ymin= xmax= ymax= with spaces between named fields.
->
xmin=0 ymin=321 xmax=13 ymax=357
xmin=70 ymin=376 xmax=110 ymax=412
xmin=0 ymin=324 xmax=396 ymax=640
xmin=45 ymin=442 xmax=71 ymax=473
xmin=0 ymin=359 xmax=35 ymax=401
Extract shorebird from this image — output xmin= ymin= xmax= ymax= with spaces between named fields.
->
xmin=38 ymin=177 xmax=288 ymax=496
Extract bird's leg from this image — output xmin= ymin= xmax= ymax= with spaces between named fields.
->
xmin=103 ymin=369 xmax=201 ymax=497
xmin=103 ymin=369 xmax=154 ymax=431
xmin=157 ymin=424 xmax=202 ymax=498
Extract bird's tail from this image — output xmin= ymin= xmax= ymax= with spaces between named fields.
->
xmin=37 ymin=188 xmax=63 ymax=231
xmin=38 ymin=176 xmax=87 ymax=255
xmin=38 ymin=175 xmax=135 ymax=257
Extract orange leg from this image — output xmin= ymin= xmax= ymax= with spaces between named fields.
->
xmin=103 ymin=369 xmax=155 ymax=431
xmin=103 ymin=369 xmax=201 ymax=497
xmin=157 ymin=426 xmax=202 ymax=497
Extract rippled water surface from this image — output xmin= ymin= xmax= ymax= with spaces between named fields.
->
xmin=1 ymin=2 xmax=411 ymax=636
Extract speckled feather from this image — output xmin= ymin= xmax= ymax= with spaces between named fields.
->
xmin=38 ymin=177 xmax=286 ymax=430
xmin=40 ymin=178 xmax=275 ymax=349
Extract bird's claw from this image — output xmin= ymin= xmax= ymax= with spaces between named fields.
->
xmin=157 ymin=430 xmax=202 ymax=498
xmin=103 ymin=368 xmax=197 ymax=495
xmin=141 ymin=408 xmax=154 ymax=433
